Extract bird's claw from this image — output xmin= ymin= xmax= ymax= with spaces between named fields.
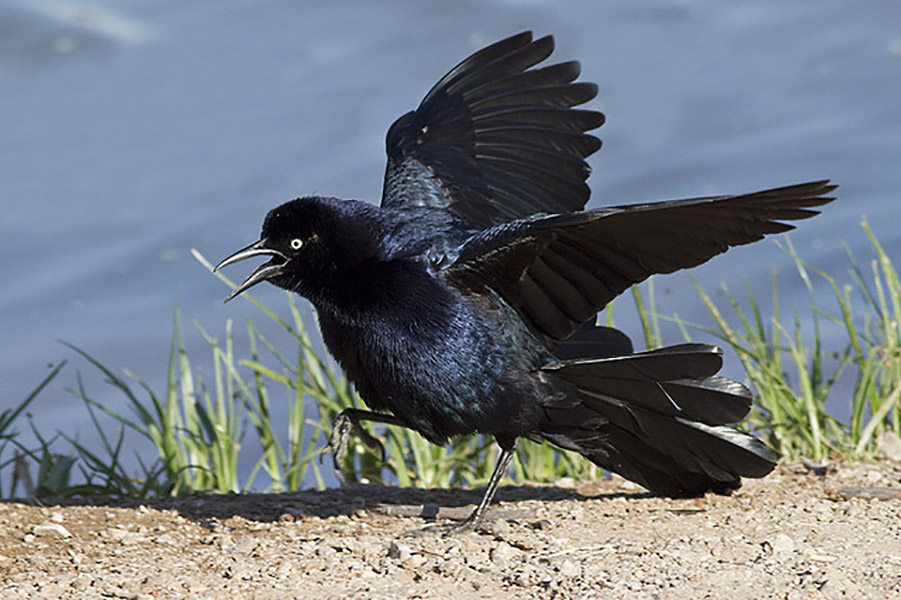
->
xmin=320 ymin=410 xmax=387 ymax=469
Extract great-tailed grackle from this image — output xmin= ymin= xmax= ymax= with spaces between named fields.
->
xmin=216 ymin=32 xmax=835 ymax=530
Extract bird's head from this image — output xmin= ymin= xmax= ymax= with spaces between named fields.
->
xmin=215 ymin=196 xmax=377 ymax=303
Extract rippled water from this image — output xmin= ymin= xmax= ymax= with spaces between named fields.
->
xmin=3 ymin=0 xmax=900 ymax=488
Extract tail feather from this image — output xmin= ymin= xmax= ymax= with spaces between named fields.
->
xmin=545 ymin=344 xmax=752 ymax=425
xmin=540 ymin=337 xmax=777 ymax=497
xmin=553 ymin=322 xmax=634 ymax=359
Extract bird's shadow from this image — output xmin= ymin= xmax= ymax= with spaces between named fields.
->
xmin=8 ymin=482 xmax=653 ymax=529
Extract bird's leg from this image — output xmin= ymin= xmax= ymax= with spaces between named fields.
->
xmin=454 ymin=439 xmax=516 ymax=532
xmin=321 ymin=408 xmax=409 ymax=469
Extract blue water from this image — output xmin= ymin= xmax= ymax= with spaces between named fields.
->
xmin=3 ymin=0 xmax=900 ymax=491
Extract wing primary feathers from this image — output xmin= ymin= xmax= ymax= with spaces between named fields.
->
xmin=446 ymin=180 xmax=836 ymax=343
xmin=382 ymin=32 xmax=604 ymax=226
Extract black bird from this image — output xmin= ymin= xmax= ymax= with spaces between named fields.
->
xmin=216 ymin=32 xmax=835 ymax=529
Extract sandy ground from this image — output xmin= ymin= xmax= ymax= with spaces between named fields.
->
xmin=1 ymin=463 xmax=900 ymax=599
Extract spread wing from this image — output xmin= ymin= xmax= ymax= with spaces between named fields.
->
xmin=443 ymin=180 xmax=837 ymax=346
xmin=381 ymin=31 xmax=604 ymax=228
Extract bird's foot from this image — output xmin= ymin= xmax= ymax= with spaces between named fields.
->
xmin=320 ymin=409 xmax=387 ymax=469
xmin=399 ymin=512 xmax=488 ymax=538
xmin=448 ymin=509 xmax=484 ymax=535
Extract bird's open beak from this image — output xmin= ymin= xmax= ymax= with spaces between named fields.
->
xmin=214 ymin=239 xmax=289 ymax=303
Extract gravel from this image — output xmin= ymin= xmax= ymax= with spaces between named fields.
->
xmin=1 ymin=463 xmax=900 ymax=599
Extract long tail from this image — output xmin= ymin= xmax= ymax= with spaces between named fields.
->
xmin=539 ymin=332 xmax=777 ymax=497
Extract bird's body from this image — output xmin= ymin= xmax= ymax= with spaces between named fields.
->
xmin=216 ymin=32 xmax=836 ymax=529
xmin=264 ymin=197 xmax=557 ymax=445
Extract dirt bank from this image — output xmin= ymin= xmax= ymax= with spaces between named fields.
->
xmin=2 ymin=463 xmax=900 ymax=599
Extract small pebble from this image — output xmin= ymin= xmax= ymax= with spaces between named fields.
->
xmin=32 ymin=523 xmax=72 ymax=539
xmin=490 ymin=541 xmax=518 ymax=564
xmin=401 ymin=554 xmax=427 ymax=570
xmin=769 ymin=533 xmax=795 ymax=557
xmin=387 ymin=540 xmax=412 ymax=561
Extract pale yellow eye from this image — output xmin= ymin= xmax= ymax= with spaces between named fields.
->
xmin=290 ymin=238 xmax=303 ymax=250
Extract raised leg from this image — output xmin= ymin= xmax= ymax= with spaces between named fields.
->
xmin=321 ymin=408 xmax=410 ymax=468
